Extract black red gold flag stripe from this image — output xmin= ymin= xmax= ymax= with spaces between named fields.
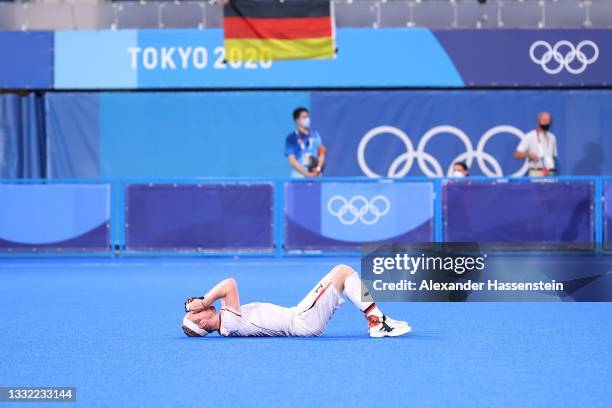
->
xmin=223 ymin=0 xmax=335 ymax=62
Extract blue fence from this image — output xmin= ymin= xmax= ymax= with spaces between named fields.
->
xmin=0 ymin=181 xmax=111 ymax=254
xmin=0 ymin=176 xmax=609 ymax=257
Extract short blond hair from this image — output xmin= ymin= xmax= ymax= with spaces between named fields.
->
xmin=182 ymin=325 xmax=201 ymax=337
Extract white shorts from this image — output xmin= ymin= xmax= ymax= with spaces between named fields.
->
xmin=290 ymin=270 xmax=346 ymax=336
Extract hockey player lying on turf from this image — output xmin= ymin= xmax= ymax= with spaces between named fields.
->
xmin=182 ymin=264 xmax=411 ymax=338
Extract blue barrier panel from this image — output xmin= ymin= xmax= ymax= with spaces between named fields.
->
xmin=605 ymin=181 xmax=612 ymax=250
xmin=125 ymin=183 xmax=274 ymax=252
xmin=0 ymin=183 xmax=110 ymax=252
xmin=284 ymin=181 xmax=433 ymax=251
xmin=0 ymin=32 xmax=53 ymax=89
xmin=443 ymin=180 xmax=594 ymax=244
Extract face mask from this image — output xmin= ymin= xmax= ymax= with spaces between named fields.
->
xmin=452 ymin=171 xmax=465 ymax=178
xmin=299 ymin=117 xmax=310 ymax=129
xmin=539 ymin=123 xmax=550 ymax=132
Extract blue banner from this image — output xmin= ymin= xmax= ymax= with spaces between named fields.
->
xmin=55 ymin=30 xmax=137 ymax=89
xmin=284 ymin=181 xmax=433 ymax=251
xmin=443 ymin=181 xmax=594 ymax=244
xmin=434 ymin=29 xmax=612 ymax=87
xmin=0 ymin=184 xmax=110 ymax=252
xmin=311 ymin=90 xmax=612 ymax=177
xmin=54 ymin=28 xmax=461 ymax=89
xmin=125 ymin=183 xmax=274 ymax=252
xmin=2 ymin=28 xmax=611 ymax=89
xmin=43 ymin=90 xmax=612 ymax=179
xmin=98 ymin=91 xmax=308 ymax=178
xmin=0 ymin=32 xmax=53 ymax=89
xmin=44 ymin=91 xmax=309 ymax=179
xmin=134 ymin=29 xmax=455 ymax=88
xmin=52 ymin=28 xmax=612 ymax=89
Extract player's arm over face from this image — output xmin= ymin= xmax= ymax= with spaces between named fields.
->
xmin=191 ymin=278 xmax=241 ymax=313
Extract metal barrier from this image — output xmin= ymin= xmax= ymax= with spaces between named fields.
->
xmin=0 ymin=1 xmax=610 ymax=31
xmin=0 ymin=176 xmax=609 ymax=257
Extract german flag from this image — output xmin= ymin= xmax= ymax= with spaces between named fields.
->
xmin=223 ymin=0 xmax=335 ymax=62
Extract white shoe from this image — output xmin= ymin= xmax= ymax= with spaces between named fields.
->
xmin=368 ymin=315 xmax=412 ymax=338
xmin=385 ymin=316 xmax=410 ymax=327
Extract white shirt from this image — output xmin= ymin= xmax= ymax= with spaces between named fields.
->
xmin=219 ymin=304 xmax=296 ymax=337
xmin=516 ymin=129 xmax=557 ymax=169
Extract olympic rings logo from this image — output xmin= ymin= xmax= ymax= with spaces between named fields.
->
xmin=529 ymin=40 xmax=599 ymax=75
xmin=327 ymin=195 xmax=391 ymax=225
xmin=357 ymin=125 xmax=529 ymax=178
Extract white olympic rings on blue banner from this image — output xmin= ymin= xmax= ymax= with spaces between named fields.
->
xmin=529 ymin=40 xmax=599 ymax=75
xmin=327 ymin=195 xmax=391 ymax=225
xmin=357 ymin=125 xmax=529 ymax=178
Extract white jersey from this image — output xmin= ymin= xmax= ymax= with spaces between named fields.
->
xmin=218 ymin=279 xmax=345 ymax=337
xmin=219 ymin=303 xmax=296 ymax=337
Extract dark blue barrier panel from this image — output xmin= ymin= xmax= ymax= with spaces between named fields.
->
xmin=284 ymin=181 xmax=433 ymax=251
xmin=605 ymin=181 xmax=612 ymax=250
xmin=0 ymin=184 xmax=110 ymax=252
xmin=312 ymin=90 xmax=612 ymax=178
xmin=443 ymin=181 xmax=593 ymax=244
xmin=0 ymin=32 xmax=53 ymax=89
xmin=125 ymin=183 xmax=273 ymax=252
xmin=434 ymin=29 xmax=612 ymax=87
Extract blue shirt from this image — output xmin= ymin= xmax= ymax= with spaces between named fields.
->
xmin=284 ymin=130 xmax=323 ymax=178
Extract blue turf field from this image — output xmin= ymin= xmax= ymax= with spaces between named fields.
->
xmin=1 ymin=257 xmax=611 ymax=407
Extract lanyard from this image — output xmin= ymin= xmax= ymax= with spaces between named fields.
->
xmin=536 ymin=130 xmax=549 ymax=158
xmin=297 ymin=132 xmax=310 ymax=150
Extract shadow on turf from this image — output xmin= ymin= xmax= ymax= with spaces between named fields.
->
xmin=175 ymin=332 xmax=442 ymax=342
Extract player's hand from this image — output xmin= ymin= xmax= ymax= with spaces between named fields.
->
xmin=184 ymin=296 xmax=205 ymax=312
xmin=528 ymin=152 xmax=540 ymax=163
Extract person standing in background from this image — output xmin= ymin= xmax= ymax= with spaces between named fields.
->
xmin=514 ymin=112 xmax=557 ymax=177
xmin=285 ymin=107 xmax=326 ymax=178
